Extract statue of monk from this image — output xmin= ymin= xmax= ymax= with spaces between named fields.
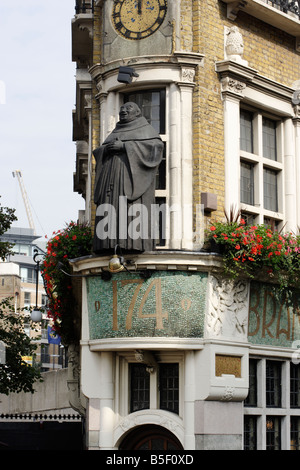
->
xmin=93 ymin=102 xmax=164 ymax=253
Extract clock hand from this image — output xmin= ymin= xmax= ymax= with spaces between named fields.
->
xmin=138 ymin=0 xmax=142 ymax=14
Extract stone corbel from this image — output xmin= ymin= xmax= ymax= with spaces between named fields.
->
xmin=226 ymin=0 xmax=247 ymax=20
xmin=292 ymin=89 xmax=300 ymax=119
xmin=67 ymin=344 xmax=86 ymax=416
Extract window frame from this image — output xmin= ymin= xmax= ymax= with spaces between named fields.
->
xmin=117 ymin=352 xmax=183 ymax=419
xmin=244 ymin=358 xmax=300 ymax=450
xmin=240 ymin=106 xmax=284 ymax=228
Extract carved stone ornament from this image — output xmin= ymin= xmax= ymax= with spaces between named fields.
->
xmin=292 ymin=89 xmax=300 ymax=105
xmin=225 ymin=26 xmax=248 ymax=66
xmin=181 ymin=68 xmax=195 ymax=83
xmin=221 ymin=386 xmax=236 ymax=402
xmin=67 ymin=343 xmax=86 ymax=415
xmin=205 ymin=275 xmax=249 ymax=341
xmin=221 ymin=76 xmax=246 ymax=97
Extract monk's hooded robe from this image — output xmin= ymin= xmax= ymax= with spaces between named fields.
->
xmin=93 ymin=115 xmax=164 ymax=252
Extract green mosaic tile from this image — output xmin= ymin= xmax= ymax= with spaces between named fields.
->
xmin=86 ymin=271 xmax=207 ymax=340
xmin=248 ymin=281 xmax=300 ymax=348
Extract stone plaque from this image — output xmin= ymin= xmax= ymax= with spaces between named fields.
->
xmin=215 ymin=354 xmax=241 ymax=378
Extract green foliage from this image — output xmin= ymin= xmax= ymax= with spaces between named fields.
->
xmin=0 ymin=198 xmax=17 ymax=260
xmin=0 ymin=298 xmax=42 ymax=395
xmin=206 ymin=218 xmax=300 ymax=292
xmin=41 ymin=222 xmax=93 ymax=345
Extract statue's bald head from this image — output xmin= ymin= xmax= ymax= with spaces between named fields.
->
xmin=119 ymin=102 xmax=142 ymax=123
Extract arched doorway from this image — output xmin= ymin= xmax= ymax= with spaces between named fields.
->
xmin=119 ymin=425 xmax=183 ymax=450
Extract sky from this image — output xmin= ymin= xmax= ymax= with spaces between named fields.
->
xmin=0 ymin=0 xmax=85 ymax=241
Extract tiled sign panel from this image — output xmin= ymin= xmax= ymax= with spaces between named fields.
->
xmin=248 ymin=282 xmax=300 ymax=348
xmin=86 ymin=271 xmax=207 ymax=340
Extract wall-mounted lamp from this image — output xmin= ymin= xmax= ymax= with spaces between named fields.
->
xmin=108 ymin=245 xmax=125 ymax=273
xmin=135 ymin=350 xmax=157 ymax=373
xmin=31 ymin=249 xmax=43 ymax=322
xmin=117 ymin=66 xmax=139 ymax=84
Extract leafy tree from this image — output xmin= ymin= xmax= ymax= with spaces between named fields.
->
xmin=0 ymin=298 xmax=42 ymax=395
xmin=0 ymin=197 xmax=17 ymax=260
xmin=0 ymin=198 xmax=42 ymax=394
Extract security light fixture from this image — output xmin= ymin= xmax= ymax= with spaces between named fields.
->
xmin=117 ymin=66 xmax=139 ymax=84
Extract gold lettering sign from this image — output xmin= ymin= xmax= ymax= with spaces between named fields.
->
xmin=215 ymin=355 xmax=241 ymax=378
xmin=86 ymin=271 xmax=208 ymax=340
xmin=248 ymin=283 xmax=300 ymax=347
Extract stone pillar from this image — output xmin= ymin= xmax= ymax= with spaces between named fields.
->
xmin=169 ymin=82 xmax=182 ymax=249
xmin=99 ymin=352 xmax=115 ymax=449
xmin=222 ymin=89 xmax=242 ymax=216
xmin=293 ymin=108 xmax=300 ymax=228
xmin=184 ymin=351 xmax=195 ymax=449
xmin=194 ymin=401 xmax=244 ymax=450
xmin=284 ymin=118 xmax=297 ymax=233
xmin=178 ymin=76 xmax=195 ymax=251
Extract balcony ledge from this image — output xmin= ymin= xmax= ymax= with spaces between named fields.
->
xmin=222 ymin=0 xmax=300 ymax=37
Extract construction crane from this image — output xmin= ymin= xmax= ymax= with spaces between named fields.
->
xmin=12 ymin=170 xmax=36 ymax=235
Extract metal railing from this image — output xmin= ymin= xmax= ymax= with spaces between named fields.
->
xmin=268 ymin=0 xmax=300 ymax=18
xmin=75 ymin=0 xmax=94 ymax=14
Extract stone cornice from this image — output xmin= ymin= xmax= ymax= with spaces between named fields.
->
xmin=216 ymin=59 xmax=297 ymax=105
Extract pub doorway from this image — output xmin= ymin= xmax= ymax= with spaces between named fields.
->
xmin=119 ymin=424 xmax=183 ymax=450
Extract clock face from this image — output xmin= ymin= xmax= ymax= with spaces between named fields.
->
xmin=112 ymin=0 xmax=167 ymax=40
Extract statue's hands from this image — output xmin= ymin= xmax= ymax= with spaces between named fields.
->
xmin=106 ymin=138 xmax=124 ymax=153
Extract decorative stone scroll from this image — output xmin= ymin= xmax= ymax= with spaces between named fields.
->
xmin=205 ymin=274 xmax=249 ymax=341
xmin=221 ymin=76 xmax=246 ymax=97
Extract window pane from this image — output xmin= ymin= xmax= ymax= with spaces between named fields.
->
xmin=263 ymin=168 xmax=278 ymax=212
xmin=245 ymin=359 xmax=257 ymax=407
xmin=123 ymin=89 xmax=165 ymax=134
xmin=266 ymin=416 xmax=281 ymax=450
xmin=159 ymin=363 xmax=179 ymax=414
xmin=241 ymin=212 xmax=256 ymax=225
xmin=290 ymin=363 xmax=300 ymax=408
xmin=266 ymin=361 xmax=281 ymax=407
xmin=130 ymin=364 xmax=150 ymax=412
xmin=263 ymin=117 xmax=277 ymax=161
xmin=244 ymin=416 xmax=257 ymax=450
xmin=291 ymin=417 xmax=300 ymax=450
xmin=156 ymin=143 xmax=166 ymax=190
xmin=240 ymin=161 xmax=254 ymax=205
xmin=240 ymin=110 xmax=253 ymax=153
xmin=264 ymin=217 xmax=280 ymax=231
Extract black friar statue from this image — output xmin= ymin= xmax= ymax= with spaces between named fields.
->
xmin=93 ymin=102 xmax=164 ymax=253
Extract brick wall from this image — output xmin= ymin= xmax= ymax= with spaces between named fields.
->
xmin=89 ymin=0 xmax=300 ymax=231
